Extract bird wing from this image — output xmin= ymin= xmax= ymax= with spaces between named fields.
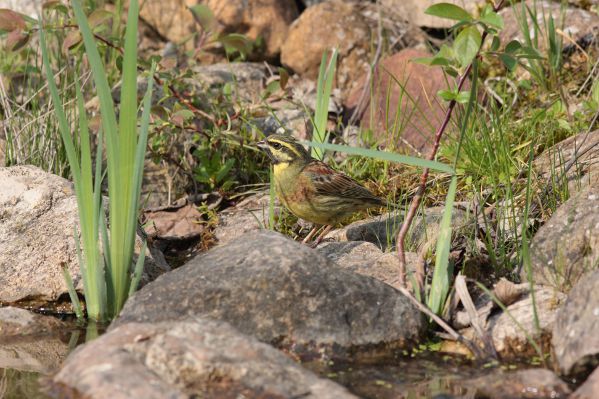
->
xmin=302 ymin=160 xmax=384 ymax=204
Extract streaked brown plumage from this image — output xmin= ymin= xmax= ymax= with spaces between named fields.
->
xmin=257 ymin=133 xmax=385 ymax=245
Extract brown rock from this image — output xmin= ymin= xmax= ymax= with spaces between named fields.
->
xmin=344 ymin=49 xmax=451 ymax=154
xmin=0 ymin=307 xmax=64 ymax=336
xmin=281 ymin=0 xmax=371 ymax=96
xmin=499 ymin=1 xmax=599 ymax=52
xmin=380 ymin=0 xmax=483 ymax=29
xmin=282 ymin=1 xmax=426 ymax=97
xmin=205 ymin=0 xmax=299 ymax=58
xmin=138 ymin=0 xmax=298 ymax=57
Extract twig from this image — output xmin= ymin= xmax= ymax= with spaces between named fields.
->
xmin=396 ymin=285 xmax=488 ymax=360
xmin=396 ymin=0 xmax=506 ymax=288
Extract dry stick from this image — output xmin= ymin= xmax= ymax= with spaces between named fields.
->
xmin=396 ymin=0 xmax=505 ymax=288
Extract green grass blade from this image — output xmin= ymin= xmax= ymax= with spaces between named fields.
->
xmin=61 ymin=265 xmax=84 ymax=319
xmin=306 ymin=141 xmax=455 ymax=174
xmin=427 ymin=175 xmax=457 ymax=315
xmin=128 ymin=240 xmax=146 ymax=298
xmin=311 ymin=49 xmax=338 ymax=160
xmin=269 ymin=166 xmax=276 ymax=230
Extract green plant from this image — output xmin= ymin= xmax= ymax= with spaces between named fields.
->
xmin=193 ymin=147 xmax=237 ymax=191
xmin=310 ymin=49 xmax=338 ymax=160
xmin=40 ymin=0 xmax=155 ymax=321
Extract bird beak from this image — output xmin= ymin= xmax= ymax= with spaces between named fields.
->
xmin=256 ymin=140 xmax=267 ymax=150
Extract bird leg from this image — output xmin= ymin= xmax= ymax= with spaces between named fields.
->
xmin=309 ymin=225 xmax=333 ymax=248
xmin=302 ymin=225 xmax=320 ymax=244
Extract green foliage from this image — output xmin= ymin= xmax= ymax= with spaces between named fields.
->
xmin=311 ymin=49 xmax=338 ymax=160
xmin=40 ymin=0 xmax=155 ymax=321
xmin=193 ymin=148 xmax=237 ymax=191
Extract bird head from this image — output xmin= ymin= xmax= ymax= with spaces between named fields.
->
xmin=257 ymin=134 xmax=311 ymax=165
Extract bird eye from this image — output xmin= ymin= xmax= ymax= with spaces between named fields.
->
xmin=271 ymin=142 xmax=282 ymax=150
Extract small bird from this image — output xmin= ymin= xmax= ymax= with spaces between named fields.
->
xmin=257 ymin=134 xmax=386 ymax=246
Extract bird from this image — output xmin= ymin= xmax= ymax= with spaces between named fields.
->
xmin=257 ymin=133 xmax=386 ymax=247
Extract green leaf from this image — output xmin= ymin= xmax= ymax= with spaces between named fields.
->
xmin=505 ymin=39 xmax=522 ymax=54
xmin=437 ymin=89 xmax=457 ymax=101
xmin=479 ymin=11 xmax=504 ymax=30
xmin=499 ymin=53 xmax=517 ymax=71
xmin=453 ymin=26 xmax=481 ymax=68
xmin=425 ymin=3 xmax=472 ymax=21
xmin=591 ymin=79 xmax=599 ymax=111
xmin=428 ymin=175 xmax=457 ymax=315
xmin=455 ymin=90 xmax=471 ymax=104
xmin=218 ymin=33 xmax=251 ymax=55
xmin=490 ymin=36 xmax=500 ymax=52
xmin=189 ymin=4 xmax=215 ymax=31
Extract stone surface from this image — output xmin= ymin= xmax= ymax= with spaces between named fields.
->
xmin=282 ymin=1 xmax=426 ymax=97
xmin=326 ymin=206 xmax=471 ymax=251
xmin=0 ymin=165 xmax=169 ymax=303
xmin=553 ymin=268 xmax=599 ymax=375
xmin=571 ymin=365 xmax=599 ymax=399
xmin=380 ymin=0 xmax=482 ymax=29
xmin=344 ymin=48 xmax=452 ymax=154
xmin=463 ymin=287 xmax=565 ymax=358
xmin=213 ymin=193 xmax=281 ymax=246
xmin=0 ymin=335 xmax=70 ymax=374
xmin=533 ymin=129 xmax=599 ymax=195
xmin=138 ymin=0 xmax=298 ymax=56
xmin=523 ymin=184 xmax=599 ymax=290
xmin=0 ymin=0 xmax=42 ymax=17
xmin=51 ymin=320 xmax=358 ymax=399
xmin=0 ymin=307 xmax=64 ymax=336
xmin=499 ymin=1 xmax=599 ymax=52
xmin=463 ymin=368 xmax=571 ymax=399
xmin=114 ymin=230 xmax=424 ymax=355
xmin=318 ymin=241 xmax=419 ymax=290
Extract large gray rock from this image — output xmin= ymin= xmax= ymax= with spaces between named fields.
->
xmin=553 ymin=268 xmax=599 ymax=375
xmin=114 ymin=230 xmax=424 ymax=355
xmin=572 ymin=365 xmax=599 ymax=399
xmin=533 ymin=129 xmax=599 ymax=195
xmin=0 ymin=306 xmax=64 ymax=336
xmin=51 ymin=320 xmax=357 ymax=399
xmin=326 ymin=206 xmax=472 ymax=251
xmin=317 ymin=241 xmax=419 ymax=290
xmin=523 ymin=184 xmax=599 ymax=290
xmin=461 ymin=287 xmax=565 ymax=358
xmin=0 ymin=165 xmax=169 ymax=303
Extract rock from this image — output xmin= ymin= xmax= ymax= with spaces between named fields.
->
xmin=533 ymin=129 xmax=599 ymax=195
xmin=0 ymin=307 xmax=65 ymax=336
xmin=344 ymin=48 xmax=452 ymax=154
xmin=138 ymin=0 xmax=298 ymax=57
xmin=571 ymin=365 xmax=599 ymax=399
xmin=0 ymin=0 xmax=41 ymax=17
xmin=317 ymin=241 xmax=419 ymax=290
xmin=380 ymin=0 xmax=482 ymax=29
xmin=204 ymin=0 xmax=299 ymax=59
xmin=463 ymin=368 xmax=571 ymax=399
xmin=114 ymin=230 xmax=424 ymax=356
xmin=463 ymin=287 xmax=565 ymax=358
xmin=252 ymin=107 xmax=313 ymax=141
xmin=326 ymin=206 xmax=471 ymax=251
xmin=50 ymin=320 xmax=358 ymax=399
xmin=523 ymin=184 xmax=599 ymax=290
xmin=213 ymin=193 xmax=281 ymax=246
xmin=190 ymin=62 xmax=270 ymax=104
xmin=281 ymin=1 xmax=425 ymax=97
xmin=0 ymin=165 xmax=169 ymax=304
xmin=0 ymin=308 xmax=72 ymax=374
xmin=568 ymin=0 xmax=599 ymax=10
xmin=553 ymin=268 xmax=599 ymax=375
xmin=499 ymin=1 xmax=599 ymax=52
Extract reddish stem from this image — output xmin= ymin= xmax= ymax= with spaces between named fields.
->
xmin=396 ymin=0 xmax=505 ymax=289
